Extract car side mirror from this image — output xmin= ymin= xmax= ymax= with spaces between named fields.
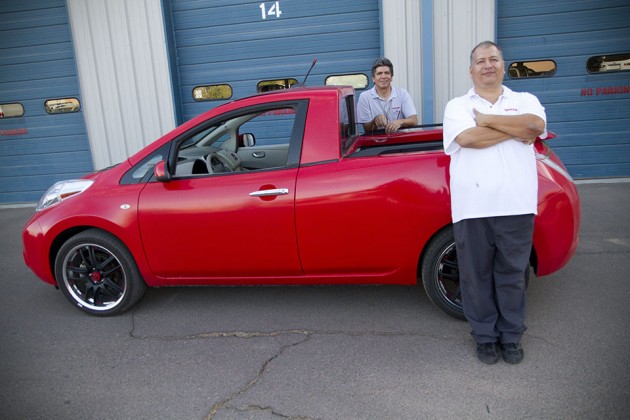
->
xmin=154 ymin=160 xmax=172 ymax=182
xmin=240 ymin=133 xmax=256 ymax=147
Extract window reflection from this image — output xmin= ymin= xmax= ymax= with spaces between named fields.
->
xmin=45 ymin=98 xmax=80 ymax=114
xmin=0 ymin=103 xmax=25 ymax=118
xmin=326 ymin=73 xmax=369 ymax=89
xmin=257 ymin=79 xmax=298 ymax=93
xmin=587 ymin=53 xmax=630 ymax=73
xmin=508 ymin=61 xmax=556 ymax=79
xmin=192 ymin=84 xmax=233 ymax=101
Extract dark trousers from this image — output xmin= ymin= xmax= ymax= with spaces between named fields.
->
xmin=453 ymin=215 xmax=535 ymax=344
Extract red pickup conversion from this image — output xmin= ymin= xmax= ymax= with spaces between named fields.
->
xmin=22 ymin=86 xmax=580 ymax=318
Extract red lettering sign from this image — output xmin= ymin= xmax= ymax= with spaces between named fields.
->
xmin=582 ymin=85 xmax=630 ymax=96
xmin=0 ymin=128 xmax=28 ymax=136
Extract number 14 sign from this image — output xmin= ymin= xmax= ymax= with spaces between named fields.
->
xmin=259 ymin=2 xmax=282 ymax=19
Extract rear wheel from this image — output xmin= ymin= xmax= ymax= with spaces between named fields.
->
xmin=420 ymin=227 xmax=532 ymax=320
xmin=54 ymin=229 xmax=146 ymax=316
xmin=421 ymin=227 xmax=465 ymax=320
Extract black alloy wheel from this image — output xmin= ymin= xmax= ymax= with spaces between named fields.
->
xmin=421 ymin=227 xmax=465 ymax=320
xmin=54 ymin=229 xmax=146 ymax=316
xmin=420 ymin=227 xmax=531 ymax=320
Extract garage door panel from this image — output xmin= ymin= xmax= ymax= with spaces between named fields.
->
xmin=178 ymin=30 xmax=379 ymax=65
xmin=174 ymin=1 xmax=375 ymax=28
xmin=551 ymin=121 xmax=630 ymax=137
xmin=1 ymin=78 xmax=81 ymax=102
xmin=500 ymin=13 xmax=628 ymax=38
xmin=0 ymin=0 xmax=91 ymax=203
xmin=499 ymin=0 xmax=629 ymax=17
xmin=169 ymin=0 xmax=380 ymax=122
xmin=1 ymin=135 xmax=90 ymax=156
xmin=496 ymin=29 xmax=630 ymax=61
xmin=499 ymin=0 xmax=630 ymax=178
xmin=571 ymin=164 xmax=630 ymax=178
xmin=0 ymin=44 xmax=74 ymax=67
xmin=544 ymin=101 xmax=629 ymax=120
xmin=175 ymin=11 xmax=379 ymax=47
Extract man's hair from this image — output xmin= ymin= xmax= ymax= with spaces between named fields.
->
xmin=371 ymin=57 xmax=394 ymax=77
xmin=470 ymin=41 xmax=503 ymax=64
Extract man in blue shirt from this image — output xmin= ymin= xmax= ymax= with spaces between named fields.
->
xmin=357 ymin=58 xmax=418 ymax=133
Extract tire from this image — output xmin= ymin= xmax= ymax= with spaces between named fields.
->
xmin=420 ymin=227 xmax=532 ymax=321
xmin=54 ymin=229 xmax=146 ymax=316
xmin=420 ymin=227 xmax=465 ymax=320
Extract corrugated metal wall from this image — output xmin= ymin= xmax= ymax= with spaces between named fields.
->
xmin=166 ymin=0 xmax=382 ymax=122
xmin=498 ymin=0 xmax=630 ymax=178
xmin=382 ymin=0 xmax=424 ymax=121
xmin=0 ymin=0 xmax=92 ymax=203
xmin=66 ymin=0 xmax=175 ymax=170
xmin=432 ymin=0 xmax=495 ymax=123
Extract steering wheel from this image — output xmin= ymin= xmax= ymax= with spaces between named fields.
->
xmin=206 ymin=152 xmax=230 ymax=173
xmin=206 ymin=150 xmax=241 ymax=173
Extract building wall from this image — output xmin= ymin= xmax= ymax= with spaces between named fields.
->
xmin=66 ymin=0 xmax=176 ymax=170
xmin=166 ymin=0 xmax=382 ymax=123
xmin=3 ymin=0 xmax=624 ymax=204
xmin=0 ymin=0 xmax=92 ymax=203
xmin=381 ymin=0 xmax=424 ymax=121
xmin=432 ymin=0 xmax=496 ymax=123
xmin=498 ymin=0 xmax=630 ymax=178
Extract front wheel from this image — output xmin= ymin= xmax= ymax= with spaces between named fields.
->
xmin=54 ymin=229 xmax=146 ymax=316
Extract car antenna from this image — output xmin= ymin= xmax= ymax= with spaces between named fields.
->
xmin=295 ymin=58 xmax=317 ymax=87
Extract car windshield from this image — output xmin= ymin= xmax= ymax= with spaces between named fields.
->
xmin=180 ymin=125 xmax=221 ymax=149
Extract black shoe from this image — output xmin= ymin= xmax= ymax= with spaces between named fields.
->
xmin=500 ymin=342 xmax=524 ymax=364
xmin=476 ymin=342 xmax=499 ymax=364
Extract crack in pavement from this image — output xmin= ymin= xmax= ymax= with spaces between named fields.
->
xmin=203 ymin=332 xmax=312 ymax=420
xmin=129 ymin=324 xmax=465 ymax=342
xmin=127 ymin=306 xmax=471 ymax=419
xmin=224 ymin=404 xmax=319 ymax=420
xmin=127 ymin=310 xmax=555 ymax=419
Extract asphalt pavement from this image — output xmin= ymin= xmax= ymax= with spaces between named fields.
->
xmin=1 ymin=181 xmax=629 ymax=419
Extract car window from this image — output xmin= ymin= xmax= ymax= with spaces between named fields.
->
xmin=172 ymin=101 xmax=307 ymax=177
xmin=120 ymin=143 xmax=171 ymax=184
xmin=240 ymin=108 xmax=296 ymax=147
xmin=339 ymin=94 xmax=357 ymax=152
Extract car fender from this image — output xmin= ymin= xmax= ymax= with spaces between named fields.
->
xmin=23 ymin=183 xmax=161 ymax=288
xmin=533 ymin=173 xmax=580 ymax=277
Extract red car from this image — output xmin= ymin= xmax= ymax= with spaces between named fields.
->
xmin=22 ymin=86 xmax=580 ymax=318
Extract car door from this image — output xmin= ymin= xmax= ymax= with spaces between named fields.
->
xmin=137 ymin=101 xmax=307 ymax=281
xmin=238 ymin=143 xmax=289 ymax=170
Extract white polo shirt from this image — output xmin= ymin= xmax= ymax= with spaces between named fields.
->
xmin=357 ymin=86 xmax=417 ymax=124
xmin=443 ymin=86 xmax=547 ymax=223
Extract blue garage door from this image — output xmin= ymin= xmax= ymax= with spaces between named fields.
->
xmin=498 ymin=0 xmax=630 ymax=179
xmin=0 ymin=0 xmax=92 ymax=204
xmin=165 ymin=0 xmax=381 ymax=123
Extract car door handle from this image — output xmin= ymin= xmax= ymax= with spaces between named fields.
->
xmin=252 ymin=151 xmax=266 ymax=158
xmin=249 ymin=188 xmax=289 ymax=197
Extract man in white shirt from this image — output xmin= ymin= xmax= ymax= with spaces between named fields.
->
xmin=357 ymin=58 xmax=418 ymax=133
xmin=443 ymin=41 xmax=547 ymax=365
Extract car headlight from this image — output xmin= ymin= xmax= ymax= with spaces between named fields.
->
xmin=36 ymin=180 xmax=94 ymax=212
